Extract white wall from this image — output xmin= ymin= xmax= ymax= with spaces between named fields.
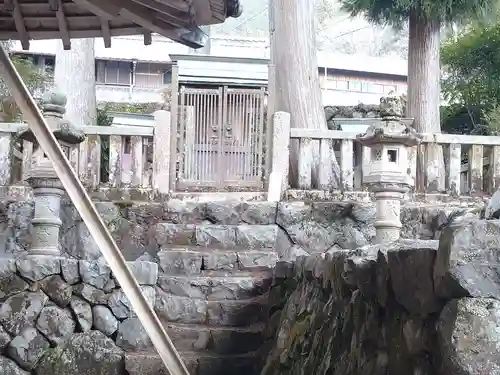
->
xmin=96 ymin=85 xmax=163 ymax=103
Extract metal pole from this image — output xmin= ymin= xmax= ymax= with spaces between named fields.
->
xmin=0 ymin=45 xmax=190 ymax=375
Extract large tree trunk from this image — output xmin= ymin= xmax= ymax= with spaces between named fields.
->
xmin=54 ymin=38 xmax=97 ymax=185
xmin=54 ymin=38 xmax=97 ymax=127
xmin=407 ymin=10 xmax=445 ymax=192
xmin=270 ymin=0 xmax=340 ymax=189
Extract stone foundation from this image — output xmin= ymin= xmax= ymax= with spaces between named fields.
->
xmin=0 ymin=199 xmax=484 ymax=260
xmin=262 ymin=219 xmax=500 ymax=375
xmin=0 ymin=199 xmax=490 ymax=375
xmin=0 ymin=256 xmax=158 ymax=375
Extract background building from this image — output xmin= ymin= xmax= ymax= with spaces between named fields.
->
xmin=11 ymin=35 xmax=407 ymax=106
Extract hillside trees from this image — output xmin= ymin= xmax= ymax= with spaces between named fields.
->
xmin=340 ymin=0 xmax=498 ymax=191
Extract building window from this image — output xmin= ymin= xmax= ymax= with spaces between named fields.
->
xmin=348 ymin=80 xmax=362 ymax=91
xmin=336 ymin=80 xmax=348 ymax=90
xmin=135 ymin=62 xmax=170 ymax=88
xmin=362 ymin=83 xmax=384 ymax=94
xmin=163 ymin=70 xmax=172 ymax=85
xmin=96 ymin=60 xmax=131 ymax=85
xmin=324 ymin=78 xmax=337 ymax=90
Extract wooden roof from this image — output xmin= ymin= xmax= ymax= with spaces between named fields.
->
xmin=0 ymin=0 xmax=242 ymax=50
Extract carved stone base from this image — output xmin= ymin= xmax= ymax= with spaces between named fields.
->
xmin=28 ymin=176 xmax=65 ymax=256
xmin=371 ymin=183 xmax=408 ymax=244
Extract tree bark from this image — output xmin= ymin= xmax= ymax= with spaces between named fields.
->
xmin=54 ymin=38 xmax=97 ymax=127
xmin=270 ymin=0 xmax=340 ymax=189
xmin=407 ymin=10 xmax=445 ymax=192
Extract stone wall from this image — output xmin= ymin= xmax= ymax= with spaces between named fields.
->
xmin=0 ymin=199 xmax=483 ymax=260
xmin=0 ymin=256 xmax=158 ymax=375
xmin=0 ymin=199 xmax=487 ymax=375
xmin=262 ymin=219 xmax=500 ymax=375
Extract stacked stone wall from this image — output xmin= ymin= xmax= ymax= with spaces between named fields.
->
xmin=0 ymin=198 xmax=488 ymax=375
xmin=262 ymin=220 xmax=500 ymax=375
xmin=0 ymin=256 xmax=158 ymax=375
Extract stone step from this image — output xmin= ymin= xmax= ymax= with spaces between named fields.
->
xmin=125 ymin=350 xmax=262 ymax=375
xmin=140 ymin=322 xmax=266 ymax=355
xmin=157 ymin=274 xmax=273 ymax=300
xmin=158 ymin=200 xmax=278 ymax=225
xmin=155 ymin=223 xmax=279 ymax=249
xmin=155 ymin=289 xmax=268 ymax=327
xmin=158 ymin=249 xmax=278 ymax=276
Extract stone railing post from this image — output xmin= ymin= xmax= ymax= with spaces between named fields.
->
xmin=357 ymin=94 xmax=421 ymax=244
xmin=152 ymin=110 xmax=171 ymax=195
xmin=267 ymin=111 xmax=290 ymax=201
xmin=0 ymin=130 xmax=13 ymax=187
xmin=19 ymin=91 xmax=85 ymax=257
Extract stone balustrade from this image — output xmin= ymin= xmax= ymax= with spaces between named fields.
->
xmin=0 ymin=110 xmax=171 ymax=199
xmin=271 ymin=111 xmax=500 ymax=198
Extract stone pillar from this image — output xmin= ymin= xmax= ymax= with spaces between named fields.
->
xmin=19 ymin=91 xmax=85 ymax=257
xmin=372 ymin=185 xmax=407 ymax=243
xmin=28 ymin=176 xmax=64 ymax=256
xmin=357 ymin=93 xmax=422 ymax=244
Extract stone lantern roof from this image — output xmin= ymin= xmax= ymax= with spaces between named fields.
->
xmin=17 ymin=91 xmax=85 ymax=146
xmin=357 ymin=93 xmax=422 ymax=148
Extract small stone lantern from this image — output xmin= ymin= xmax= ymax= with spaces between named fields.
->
xmin=357 ymin=94 xmax=421 ymax=244
xmin=18 ymin=91 xmax=85 ymax=256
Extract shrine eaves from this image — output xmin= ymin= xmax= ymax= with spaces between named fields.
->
xmin=0 ymin=0 xmax=242 ymax=50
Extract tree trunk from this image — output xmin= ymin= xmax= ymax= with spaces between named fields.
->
xmin=54 ymin=38 xmax=97 ymax=127
xmin=54 ymin=38 xmax=97 ymax=186
xmin=270 ymin=0 xmax=340 ymax=189
xmin=407 ymin=10 xmax=445 ymax=192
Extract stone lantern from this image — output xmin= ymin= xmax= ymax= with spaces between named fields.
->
xmin=357 ymin=93 xmax=421 ymax=244
xmin=18 ymin=91 xmax=85 ymax=256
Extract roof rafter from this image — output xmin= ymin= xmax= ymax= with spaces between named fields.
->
xmin=11 ymin=0 xmax=29 ymax=49
xmin=72 ymin=0 xmax=207 ymax=48
xmin=55 ymin=0 xmax=70 ymax=49
xmin=100 ymin=18 xmax=111 ymax=48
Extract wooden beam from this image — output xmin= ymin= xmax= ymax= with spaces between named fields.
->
xmin=100 ymin=18 xmax=111 ymax=48
xmin=71 ymin=0 xmax=118 ymax=20
xmin=143 ymin=30 xmax=152 ymax=45
xmin=132 ymin=0 xmax=186 ymax=26
xmin=11 ymin=0 xmax=29 ymax=50
xmin=56 ymin=0 xmax=71 ymax=50
xmin=0 ymin=26 xmax=145 ymax=40
xmin=48 ymin=0 xmax=58 ymax=11
xmin=3 ymin=0 xmax=13 ymax=11
xmin=72 ymin=0 xmax=206 ymax=48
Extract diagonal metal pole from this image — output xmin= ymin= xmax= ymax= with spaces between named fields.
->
xmin=0 ymin=45 xmax=191 ymax=375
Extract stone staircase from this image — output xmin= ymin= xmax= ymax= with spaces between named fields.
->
xmin=125 ymin=207 xmax=280 ymax=375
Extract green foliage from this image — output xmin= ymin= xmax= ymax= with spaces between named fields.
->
xmin=96 ymin=106 xmax=113 ymax=183
xmin=441 ymin=22 xmax=500 ymax=135
xmin=339 ymin=0 xmax=497 ymax=26
xmin=442 ymin=23 xmax=500 ymax=109
xmin=482 ymin=104 xmax=500 ymax=135
xmin=0 ymin=55 xmax=53 ymax=122
xmin=440 ymin=104 xmax=483 ymax=134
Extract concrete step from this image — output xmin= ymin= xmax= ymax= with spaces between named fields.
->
xmin=155 ymin=223 xmax=279 ymax=250
xmin=158 ymin=248 xmax=278 ymax=276
xmin=155 ymin=289 xmax=268 ymax=327
xmin=157 ymin=273 xmax=273 ymax=300
xmin=125 ymin=350 xmax=262 ymax=375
